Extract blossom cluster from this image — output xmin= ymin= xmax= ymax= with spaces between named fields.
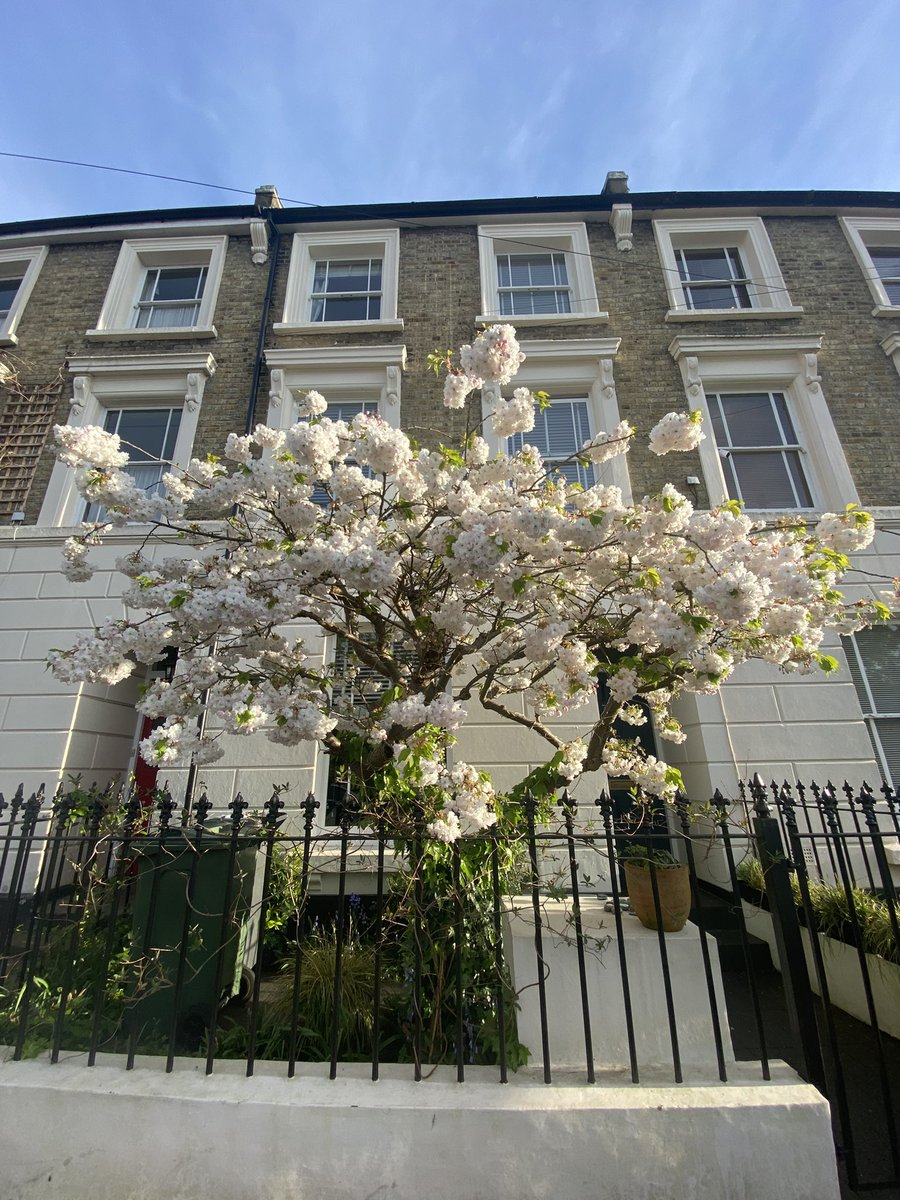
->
xmin=49 ymin=324 xmax=883 ymax=838
xmin=648 ymin=410 xmax=705 ymax=456
xmin=426 ymin=762 xmax=498 ymax=842
xmin=442 ymin=324 xmax=525 ymax=412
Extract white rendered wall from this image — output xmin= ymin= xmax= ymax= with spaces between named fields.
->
xmin=3 ymin=512 xmax=899 ymax=813
xmin=506 ymin=897 xmax=734 ymax=1075
xmin=0 ymin=1056 xmax=840 ymax=1200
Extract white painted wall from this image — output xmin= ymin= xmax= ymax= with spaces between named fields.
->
xmin=506 ymin=897 xmax=734 ymax=1076
xmin=3 ymin=511 xmax=899 ymax=816
xmin=0 ymin=1056 xmax=840 ymax=1200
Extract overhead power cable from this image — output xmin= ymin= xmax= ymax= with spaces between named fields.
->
xmin=0 ymin=149 xmax=819 ymax=298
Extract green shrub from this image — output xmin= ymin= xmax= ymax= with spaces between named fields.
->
xmin=739 ymin=857 xmax=898 ymax=965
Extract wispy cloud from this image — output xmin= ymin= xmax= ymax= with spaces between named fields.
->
xmin=0 ymin=0 xmax=897 ymax=222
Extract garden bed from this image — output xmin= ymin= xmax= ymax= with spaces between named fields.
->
xmin=740 ymin=900 xmax=900 ymax=1038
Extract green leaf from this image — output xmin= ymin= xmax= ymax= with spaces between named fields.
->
xmin=439 ymin=444 xmax=466 ymax=468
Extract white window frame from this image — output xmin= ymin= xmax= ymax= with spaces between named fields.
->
xmin=479 ymin=337 xmax=629 ymax=500
xmin=477 ymin=222 xmax=606 ymax=326
xmin=654 ymin=216 xmax=801 ymax=321
xmin=0 ymin=245 xmax=47 ymax=347
xmin=264 ymin=343 xmax=406 ymax=433
xmin=87 ymin=235 xmax=228 ymax=340
xmin=669 ymin=334 xmax=857 ymax=512
xmin=276 ymin=228 xmax=402 ymax=332
xmin=38 ymin=352 xmax=217 ymax=526
xmin=840 ymin=217 xmax=900 ymax=316
xmin=842 ymin=626 xmax=900 ymax=787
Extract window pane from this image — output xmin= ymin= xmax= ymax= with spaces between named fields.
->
xmin=543 ymin=404 xmax=577 ymax=457
xmin=685 ymin=284 xmax=742 ymax=310
xmin=0 ymin=277 xmax=23 ymax=315
xmin=842 ymin=628 xmax=900 ymax=785
xmin=497 ymin=252 xmax=571 ymax=317
xmin=729 ymin=450 xmax=802 ymax=508
xmin=138 ymin=303 xmax=200 ymax=329
xmin=680 ymin=248 xmax=738 ymax=282
xmin=784 ymin=451 xmax=813 ymax=507
xmin=327 ymin=400 xmax=378 ymax=423
xmin=526 ymin=255 xmax=558 ymax=286
xmin=310 ymin=258 xmax=383 ymax=321
xmin=322 ymin=260 xmax=373 ymax=293
xmin=319 ymin=295 xmax=371 ymax=321
xmin=870 ymin=248 xmax=900 ymax=279
xmin=851 ymin=627 xmax=900 ymax=712
xmin=718 ymin=394 xmax=784 ymax=446
xmin=708 ymin=396 xmax=727 ymax=446
xmin=314 ymin=259 xmax=381 ymax=294
xmin=771 ymin=392 xmax=798 ymax=444
xmin=509 ymin=399 xmax=594 ymax=488
xmin=680 ymin=247 xmax=749 ymax=308
xmin=151 ymin=267 xmax=206 ymax=302
xmin=530 ymin=289 xmax=567 ymax=315
xmin=162 ymin=409 xmax=182 ymax=460
xmin=139 ymin=270 xmax=159 ymax=302
xmin=508 ymin=256 xmax=539 ymax=286
xmin=116 ymin=409 xmax=176 ymax=462
xmin=872 ymin=718 xmax=900 ymax=787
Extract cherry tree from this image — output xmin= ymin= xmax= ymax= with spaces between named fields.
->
xmin=50 ymin=325 xmax=883 ymax=839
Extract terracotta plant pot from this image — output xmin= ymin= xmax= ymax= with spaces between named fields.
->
xmin=623 ymin=861 xmax=692 ymax=932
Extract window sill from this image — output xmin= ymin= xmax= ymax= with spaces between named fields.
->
xmin=85 ymin=326 xmax=218 ymax=341
xmin=740 ymin=507 xmax=819 ymax=518
xmin=699 ymin=503 xmax=821 ymax=520
xmin=0 ymin=333 xmax=18 ymax=348
xmin=273 ymin=318 xmax=405 ymax=334
xmin=666 ymin=307 xmax=804 ymax=322
xmin=872 ymin=305 xmax=900 ymax=318
xmin=475 ymin=311 xmax=608 ymax=327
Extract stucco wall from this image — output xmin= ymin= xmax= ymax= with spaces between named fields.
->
xmin=0 ymin=1057 xmax=840 ymax=1200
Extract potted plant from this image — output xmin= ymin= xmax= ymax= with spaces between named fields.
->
xmin=621 ymin=845 xmax=692 ymax=932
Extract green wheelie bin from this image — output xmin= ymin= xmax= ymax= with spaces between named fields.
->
xmin=129 ymin=822 xmax=258 ymax=1042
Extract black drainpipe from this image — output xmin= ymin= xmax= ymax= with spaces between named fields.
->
xmin=180 ymin=215 xmax=282 ymax=817
xmin=243 ymin=217 xmax=282 ymax=435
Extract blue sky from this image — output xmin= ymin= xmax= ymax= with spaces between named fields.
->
xmin=2 ymin=0 xmax=898 ymax=224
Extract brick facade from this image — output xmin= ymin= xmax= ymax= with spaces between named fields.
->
xmin=1 ymin=187 xmax=898 ymax=800
xmin=3 ymin=196 xmax=899 ymax=518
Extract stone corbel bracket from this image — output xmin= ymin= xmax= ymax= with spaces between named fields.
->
xmin=684 ymin=356 xmax=704 ymax=401
xmin=71 ymin=375 xmax=89 ymax=418
xmin=610 ymin=204 xmax=633 ymax=252
xmin=250 ymin=220 xmax=269 ymax=265
xmin=599 ymin=357 xmax=618 ymax=405
xmin=269 ymin=368 xmax=286 ymax=410
xmin=882 ymin=330 xmax=900 ymax=379
xmin=383 ymin=364 xmax=401 ymax=408
xmin=804 ymin=352 xmax=822 ymax=394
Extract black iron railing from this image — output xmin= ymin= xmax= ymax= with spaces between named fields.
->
xmin=0 ymin=776 xmax=898 ymax=1189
